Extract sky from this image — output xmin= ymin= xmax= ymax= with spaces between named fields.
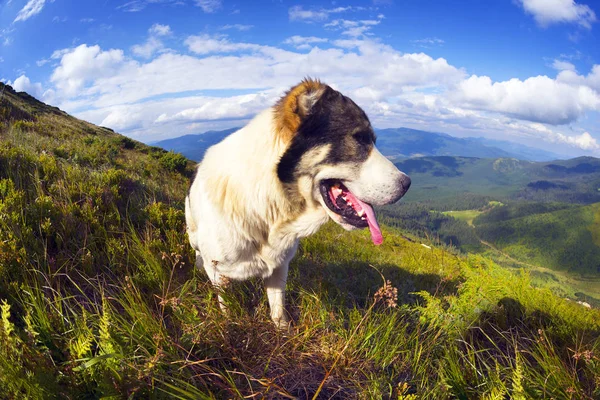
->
xmin=1 ymin=0 xmax=600 ymax=157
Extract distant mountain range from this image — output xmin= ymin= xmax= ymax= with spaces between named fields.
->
xmin=152 ymin=127 xmax=564 ymax=162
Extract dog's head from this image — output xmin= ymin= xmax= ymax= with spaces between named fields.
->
xmin=276 ymin=79 xmax=411 ymax=245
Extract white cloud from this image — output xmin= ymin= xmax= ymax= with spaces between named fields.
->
xmin=50 ymin=44 xmax=130 ymax=96
xmin=551 ymin=59 xmax=576 ymax=71
xmin=155 ymin=93 xmax=274 ymax=123
xmin=184 ymin=34 xmax=263 ymax=54
xmin=0 ymin=57 xmax=3 ymax=63
xmin=80 ymin=18 xmax=95 ymax=23
xmin=288 ymin=5 xmax=364 ymax=23
xmin=131 ymin=24 xmax=172 ymax=58
xmin=117 ymin=0 xmax=185 ymax=12
xmin=194 ymin=0 xmax=221 ymax=13
xmin=220 ymin=24 xmax=254 ymax=31
xmin=284 ymin=35 xmax=328 ymax=50
xmin=14 ymin=0 xmax=47 ymax=22
xmin=42 ymin=32 xmax=600 ymax=153
xmin=9 ymin=75 xmax=44 ymax=98
xmin=412 ymin=37 xmax=445 ymax=47
xmin=517 ymin=0 xmax=596 ymax=29
xmin=132 ymin=37 xmax=164 ymax=58
xmin=149 ymin=23 xmax=172 ymax=36
xmin=453 ymin=74 xmax=600 ymax=125
xmin=325 ymin=16 xmax=383 ymax=37
xmin=560 ymin=131 xmax=599 ymax=150
xmin=556 ymin=64 xmax=600 ymax=92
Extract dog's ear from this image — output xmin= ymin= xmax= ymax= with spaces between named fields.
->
xmin=275 ymin=78 xmax=326 ymax=140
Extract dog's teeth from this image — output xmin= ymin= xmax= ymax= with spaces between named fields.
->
xmin=342 ymin=196 xmax=347 ymax=201
xmin=357 ymin=209 xmax=364 ymax=217
xmin=347 ymin=201 xmax=353 ymax=206
xmin=361 ymin=216 xmax=366 ymax=220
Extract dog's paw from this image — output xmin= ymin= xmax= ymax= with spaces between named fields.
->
xmin=272 ymin=317 xmax=292 ymax=332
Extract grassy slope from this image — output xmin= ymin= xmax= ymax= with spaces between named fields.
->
xmin=442 ymin=210 xmax=483 ymax=226
xmin=475 ymin=203 xmax=600 ymax=277
xmin=1 ymin=83 xmax=599 ymax=399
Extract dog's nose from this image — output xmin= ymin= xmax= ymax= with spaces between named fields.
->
xmin=389 ymin=172 xmax=411 ymax=203
xmin=399 ymin=173 xmax=411 ymax=194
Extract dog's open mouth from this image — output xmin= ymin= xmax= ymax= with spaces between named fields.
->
xmin=319 ymin=179 xmax=383 ymax=245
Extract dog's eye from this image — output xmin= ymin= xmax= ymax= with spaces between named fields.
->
xmin=354 ymin=131 xmax=372 ymax=145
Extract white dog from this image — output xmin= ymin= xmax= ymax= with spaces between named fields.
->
xmin=185 ymin=79 xmax=411 ymax=328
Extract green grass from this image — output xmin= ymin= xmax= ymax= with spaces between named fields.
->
xmin=475 ymin=203 xmax=600 ymax=277
xmin=1 ymin=82 xmax=599 ymax=399
xmin=442 ymin=210 xmax=482 ymax=226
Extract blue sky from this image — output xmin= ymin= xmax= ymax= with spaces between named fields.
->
xmin=1 ymin=0 xmax=599 ymax=157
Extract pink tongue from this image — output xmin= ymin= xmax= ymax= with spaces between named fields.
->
xmin=344 ymin=192 xmax=383 ymax=245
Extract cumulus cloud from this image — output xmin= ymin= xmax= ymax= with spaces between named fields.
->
xmin=14 ymin=0 xmax=47 ymax=22
xmin=453 ymin=74 xmax=600 ymax=125
xmin=50 ymin=44 xmax=130 ymax=96
xmin=42 ymin=32 xmax=600 ymax=152
xmin=9 ymin=75 xmax=44 ymax=98
xmin=155 ymin=93 xmax=275 ymax=123
xmin=517 ymin=0 xmax=596 ymax=29
xmin=552 ymin=59 xmax=576 ymax=71
xmin=149 ymin=23 xmax=171 ymax=36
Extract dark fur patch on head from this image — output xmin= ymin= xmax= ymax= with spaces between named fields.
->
xmin=277 ymin=85 xmax=375 ymax=184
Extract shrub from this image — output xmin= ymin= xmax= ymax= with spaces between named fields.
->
xmin=159 ymin=151 xmax=187 ymax=173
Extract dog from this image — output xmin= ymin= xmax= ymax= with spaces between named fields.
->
xmin=185 ymin=79 xmax=411 ymax=328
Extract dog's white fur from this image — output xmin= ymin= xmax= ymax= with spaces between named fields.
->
xmin=186 ymin=88 xmax=407 ymax=328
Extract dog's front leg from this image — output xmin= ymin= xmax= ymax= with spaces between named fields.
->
xmin=264 ymin=262 xmax=290 ymax=330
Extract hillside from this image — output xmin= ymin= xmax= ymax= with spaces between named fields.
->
xmin=152 ymin=126 xmax=557 ymax=162
xmin=474 ymin=203 xmax=600 ymax=277
xmin=1 ymin=83 xmax=599 ymax=398
xmin=394 ymin=156 xmax=600 ymax=205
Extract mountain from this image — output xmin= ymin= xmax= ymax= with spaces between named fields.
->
xmin=1 ymin=83 xmax=599 ymax=399
xmin=153 ymin=126 xmax=556 ymax=162
xmin=463 ymin=136 xmax=564 ymax=162
xmin=150 ymin=128 xmax=239 ymax=161
xmin=376 ymin=127 xmax=516 ymax=159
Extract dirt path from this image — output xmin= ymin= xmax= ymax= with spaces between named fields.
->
xmin=478 ymin=239 xmax=539 ymax=269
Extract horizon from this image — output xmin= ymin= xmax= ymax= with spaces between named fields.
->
xmin=1 ymin=0 xmax=599 ymax=158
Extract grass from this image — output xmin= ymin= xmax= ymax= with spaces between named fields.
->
xmin=1 ymin=82 xmax=599 ymax=398
xmin=442 ymin=210 xmax=482 ymax=226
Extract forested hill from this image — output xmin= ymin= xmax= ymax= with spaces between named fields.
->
xmin=1 ymin=83 xmax=599 ymax=398
xmin=394 ymin=155 xmax=600 ymax=204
